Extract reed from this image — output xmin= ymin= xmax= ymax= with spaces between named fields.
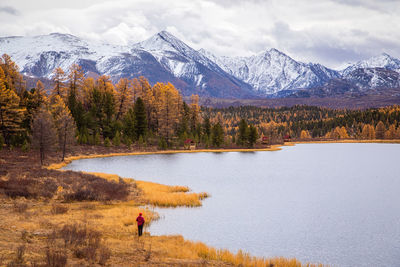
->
xmin=136 ymin=180 xmax=209 ymax=207
xmin=146 ymin=235 xmax=326 ymax=267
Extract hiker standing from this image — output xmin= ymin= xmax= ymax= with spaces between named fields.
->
xmin=136 ymin=212 xmax=145 ymax=237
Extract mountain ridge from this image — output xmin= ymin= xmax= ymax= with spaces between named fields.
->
xmin=1 ymin=31 xmax=399 ymax=99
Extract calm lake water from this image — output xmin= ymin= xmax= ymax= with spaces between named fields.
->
xmin=63 ymin=143 xmax=400 ymax=267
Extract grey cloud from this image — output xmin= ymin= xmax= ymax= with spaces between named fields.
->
xmin=1 ymin=0 xmax=399 ymax=68
xmin=330 ymin=0 xmax=400 ymax=13
xmin=207 ymin=0 xmax=265 ymax=5
xmin=268 ymin=21 xmax=400 ymax=69
xmin=0 ymin=6 xmax=19 ymax=15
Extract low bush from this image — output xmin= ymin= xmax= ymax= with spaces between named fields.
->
xmin=45 ymin=248 xmax=67 ymax=267
xmin=58 ymin=223 xmax=110 ymax=265
xmin=0 ymin=177 xmax=57 ymax=199
xmin=50 ymin=204 xmax=68 ymax=215
xmin=13 ymin=201 xmax=29 ymax=213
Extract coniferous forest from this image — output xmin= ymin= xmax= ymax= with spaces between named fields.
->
xmin=1 ymin=53 xmax=400 ymax=162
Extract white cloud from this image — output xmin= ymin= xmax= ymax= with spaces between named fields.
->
xmin=0 ymin=0 xmax=399 ymax=69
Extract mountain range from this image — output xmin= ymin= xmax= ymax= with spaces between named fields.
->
xmin=1 ymin=31 xmax=400 ymax=99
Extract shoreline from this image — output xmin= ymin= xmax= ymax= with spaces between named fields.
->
xmin=46 ymin=145 xmax=283 ymax=170
xmin=40 ymin=139 xmax=400 ymax=266
xmin=47 ymin=139 xmax=400 ymax=170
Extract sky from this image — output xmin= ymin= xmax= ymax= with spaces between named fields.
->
xmin=0 ymin=0 xmax=399 ymax=69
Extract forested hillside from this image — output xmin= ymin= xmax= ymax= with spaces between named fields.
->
xmin=1 ymin=53 xmax=400 ymax=163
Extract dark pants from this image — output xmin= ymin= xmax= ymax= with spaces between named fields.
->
xmin=138 ymin=224 xmax=143 ymax=236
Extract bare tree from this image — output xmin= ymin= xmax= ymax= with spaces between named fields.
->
xmin=51 ymin=96 xmax=76 ymax=161
xmin=32 ymin=108 xmax=57 ymax=165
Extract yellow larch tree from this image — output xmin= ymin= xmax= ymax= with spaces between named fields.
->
xmin=32 ymin=80 xmax=48 ymax=108
xmin=300 ymin=130 xmax=311 ymax=139
xmin=154 ymin=82 xmax=182 ymax=141
xmin=51 ymin=67 xmax=67 ymax=100
xmin=0 ymin=66 xmax=26 ymax=147
xmin=68 ymin=64 xmax=85 ymax=100
xmin=0 ymin=54 xmax=26 ymax=97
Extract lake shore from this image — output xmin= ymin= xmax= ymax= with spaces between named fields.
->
xmin=3 ymin=140 xmax=399 ymax=266
xmin=1 ymin=146 xmax=323 ymax=267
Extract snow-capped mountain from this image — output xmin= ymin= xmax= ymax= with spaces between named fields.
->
xmin=343 ymin=67 xmax=400 ymax=90
xmin=342 ymin=53 xmax=400 ymax=76
xmin=199 ymin=48 xmax=340 ymax=95
xmin=130 ymin=31 xmax=254 ymax=98
xmin=0 ymin=31 xmax=400 ymax=99
xmin=0 ymin=31 xmax=254 ymax=98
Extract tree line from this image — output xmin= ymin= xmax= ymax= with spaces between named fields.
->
xmin=203 ymin=105 xmax=400 ymax=142
xmin=0 ymin=54 xmax=229 ymax=163
xmin=2 ymin=53 xmax=400 ymax=163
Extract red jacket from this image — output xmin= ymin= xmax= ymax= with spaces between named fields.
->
xmin=136 ymin=215 xmax=145 ymax=226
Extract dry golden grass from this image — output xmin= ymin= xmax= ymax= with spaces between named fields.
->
xmin=33 ymin=146 xmax=337 ymax=265
xmin=145 ymin=235 xmax=325 ymax=267
xmin=136 ymin=180 xmax=209 ymax=207
xmin=1 ymin=197 xmax=326 ymax=266
xmin=0 ymin=198 xmax=156 ymax=265
xmin=85 ymin=172 xmax=121 ymax=183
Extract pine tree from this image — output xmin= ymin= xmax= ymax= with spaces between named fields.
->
xmin=203 ymin=117 xmax=211 ymax=139
xmin=190 ymin=94 xmax=200 ymax=133
xmin=133 ymin=97 xmax=147 ymax=140
xmin=248 ymin=125 xmax=258 ymax=147
xmin=122 ymin=107 xmax=135 ymax=142
xmin=237 ymin=119 xmax=249 ymax=146
xmin=211 ymin=122 xmax=224 ymax=147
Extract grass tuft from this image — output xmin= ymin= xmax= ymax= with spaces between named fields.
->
xmin=136 ymin=180 xmax=209 ymax=207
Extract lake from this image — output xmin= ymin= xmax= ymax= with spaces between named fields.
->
xmin=63 ymin=143 xmax=400 ymax=267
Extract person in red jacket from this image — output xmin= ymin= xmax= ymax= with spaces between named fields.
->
xmin=136 ymin=212 xmax=145 ymax=237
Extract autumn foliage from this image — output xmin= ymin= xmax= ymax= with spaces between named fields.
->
xmin=1 ymin=53 xmax=400 ymax=157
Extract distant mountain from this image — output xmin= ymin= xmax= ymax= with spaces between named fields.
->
xmin=1 ymin=31 xmax=400 ymax=99
xmin=341 ymin=53 xmax=400 ymax=76
xmin=130 ymin=31 xmax=255 ymax=98
xmin=0 ymin=32 xmax=255 ymax=98
xmin=199 ymin=48 xmax=340 ymax=95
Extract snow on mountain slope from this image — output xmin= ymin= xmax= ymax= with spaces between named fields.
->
xmin=199 ymin=48 xmax=340 ymax=95
xmin=1 ymin=31 xmax=400 ymax=98
xmin=0 ymin=33 xmax=131 ymax=78
xmin=0 ymin=31 xmax=255 ymax=98
xmin=130 ymin=31 xmax=255 ymax=98
xmin=344 ymin=68 xmax=400 ymax=90
xmin=342 ymin=53 xmax=400 ymax=76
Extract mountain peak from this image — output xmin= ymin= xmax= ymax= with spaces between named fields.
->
xmin=157 ymin=30 xmax=178 ymax=40
xmin=342 ymin=52 xmax=400 ymax=75
xmin=133 ymin=30 xmax=193 ymax=55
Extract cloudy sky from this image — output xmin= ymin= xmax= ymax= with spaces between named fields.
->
xmin=1 ymin=0 xmax=399 ymax=69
